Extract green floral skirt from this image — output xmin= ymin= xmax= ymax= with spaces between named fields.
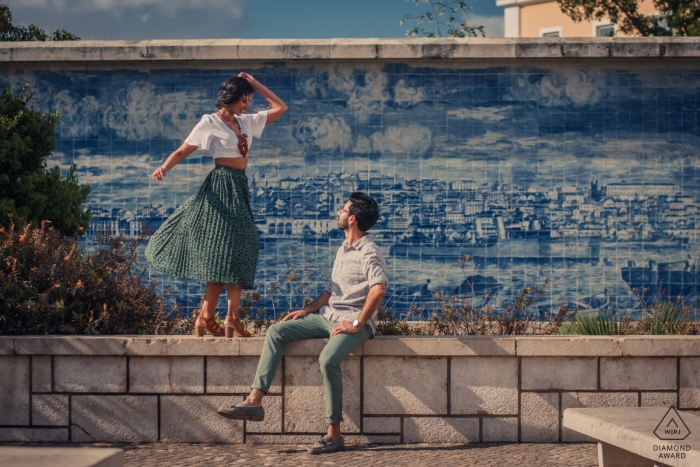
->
xmin=145 ymin=166 xmax=259 ymax=288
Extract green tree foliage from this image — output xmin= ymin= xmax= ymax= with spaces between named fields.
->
xmin=400 ymin=0 xmax=485 ymax=37
xmin=0 ymin=84 xmax=91 ymax=237
xmin=0 ymin=2 xmax=80 ymax=41
xmin=557 ymin=0 xmax=700 ymax=36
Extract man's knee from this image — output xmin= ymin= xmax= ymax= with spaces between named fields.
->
xmin=319 ymin=351 xmax=341 ymax=374
xmin=265 ymin=322 xmax=283 ymax=341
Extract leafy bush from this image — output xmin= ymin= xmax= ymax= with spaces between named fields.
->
xmin=0 ymin=222 xmax=192 ymax=335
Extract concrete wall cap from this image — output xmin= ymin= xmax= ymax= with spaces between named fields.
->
xmin=515 ymin=336 xmax=624 ymax=356
xmin=362 ymin=336 xmax=516 ymax=356
xmin=620 ymin=335 xmax=700 ymax=356
xmin=126 ymin=336 xmax=239 ymax=356
xmin=0 ymin=38 xmax=698 ymax=62
xmin=14 ymin=336 xmax=128 ymax=355
xmin=0 ymin=337 xmax=14 ymax=355
xmin=7 ymin=335 xmax=700 ymax=356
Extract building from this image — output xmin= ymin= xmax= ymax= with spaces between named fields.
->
xmin=497 ymin=0 xmax=657 ymax=37
xmin=606 ymin=182 xmax=680 ymax=201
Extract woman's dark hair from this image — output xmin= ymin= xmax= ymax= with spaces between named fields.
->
xmin=348 ymin=192 xmax=379 ymax=232
xmin=215 ymin=77 xmax=255 ymax=109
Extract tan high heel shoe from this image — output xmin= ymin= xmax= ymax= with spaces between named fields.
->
xmin=224 ymin=318 xmax=251 ymax=338
xmin=195 ymin=315 xmax=225 ymax=337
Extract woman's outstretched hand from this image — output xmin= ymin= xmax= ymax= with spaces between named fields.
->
xmin=152 ymin=167 xmax=166 ymax=181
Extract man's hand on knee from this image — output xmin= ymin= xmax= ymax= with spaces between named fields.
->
xmin=282 ymin=309 xmax=308 ymax=321
xmin=331 ymin=320 xmax=359 ymax=336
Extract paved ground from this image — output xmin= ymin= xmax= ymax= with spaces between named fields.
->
xmin=4 ymin=442 xmax=599 ymax=466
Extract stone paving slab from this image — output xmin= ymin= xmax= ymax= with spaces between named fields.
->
xmin=0 ymin=447 xmax=123 ymax=467
xmin=1 ymin=443 xmax=598 ymax=466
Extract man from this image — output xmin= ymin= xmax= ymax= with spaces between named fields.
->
xmin=218 ymin=192 xmax=388 ymax=454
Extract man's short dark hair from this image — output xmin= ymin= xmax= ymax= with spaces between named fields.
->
xmin=348 ymin=192 xmax=379 ymax=232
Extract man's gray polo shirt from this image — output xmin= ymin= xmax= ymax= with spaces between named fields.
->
xmin=319 ymin=233 xmax=388 ymax=334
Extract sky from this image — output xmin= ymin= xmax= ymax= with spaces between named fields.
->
xmin=7 ymin=0 xmax=505 ymax=41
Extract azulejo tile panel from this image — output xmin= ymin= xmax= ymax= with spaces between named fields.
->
xmin=2 ymin=61 xmax=699 ymax=318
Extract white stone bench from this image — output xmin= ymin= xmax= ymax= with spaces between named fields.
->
xmin=563 ymin=407 xmax=700 ymax=467
xmin=0 ymin=447 xmax=123 ymax=467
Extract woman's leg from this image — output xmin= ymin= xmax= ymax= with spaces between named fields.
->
xmin=224 ymin=284 xmax=250 ymax=337
xmin=195 ymin=281 xmax=225 ymax=336
xmin=201 ymin=282 xmax=225 ymax=318
xmin=225 ymin=284 xmax=243 ymax=320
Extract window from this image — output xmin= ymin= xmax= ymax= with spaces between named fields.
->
xmin=539 ymin=26 xmax=563 ymax=37
xmin=596 ymin=25 xmax=615 ymax=37
xmin=592 ymin=20 xmax=615 ymax=37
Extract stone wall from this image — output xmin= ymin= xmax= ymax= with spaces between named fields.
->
xmin=1 ymin=335 xmax=699 ymax=444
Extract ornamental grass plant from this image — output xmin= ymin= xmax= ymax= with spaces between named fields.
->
xmin=558 ymin=289 xmax=700 ymax=336
xmin=558 ymin=311 xmax=628 ymax=336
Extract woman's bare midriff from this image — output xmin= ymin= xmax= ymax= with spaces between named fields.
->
xmin=214 ymin=158 xmax=248 ymax=171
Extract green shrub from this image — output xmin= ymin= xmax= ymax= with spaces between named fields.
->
xmin=0 ymin=221 xmax=192 ymax=335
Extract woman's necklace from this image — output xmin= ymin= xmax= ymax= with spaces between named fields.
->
xmin=217 ymin=111 xmax=248 ymax=157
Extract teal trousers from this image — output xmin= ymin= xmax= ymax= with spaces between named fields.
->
xmin=252 ymin=313 xmax=373 ymax=424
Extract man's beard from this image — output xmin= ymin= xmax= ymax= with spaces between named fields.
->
xmin=338 ymin=218 xmax=348 ymax=230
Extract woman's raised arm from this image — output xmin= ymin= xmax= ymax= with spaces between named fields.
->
xmin=238 ymin=72 xmax=288 ymax=125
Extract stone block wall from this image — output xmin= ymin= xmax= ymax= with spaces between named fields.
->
xmin=1 ymin=335 xmax=699 ymax=444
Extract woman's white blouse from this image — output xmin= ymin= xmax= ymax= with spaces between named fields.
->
xmin=185 ymin=110 xmax=268 ymax=159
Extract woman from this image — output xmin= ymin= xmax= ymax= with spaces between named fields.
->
xmin=146 ymin=72 xmax=288 ymax=337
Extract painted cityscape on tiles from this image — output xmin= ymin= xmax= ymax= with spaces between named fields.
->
xmin=2 ymin=62 xmax=699 ymax=318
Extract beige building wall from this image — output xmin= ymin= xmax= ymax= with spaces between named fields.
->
xmin=504 ymin=0 xmax=657 ymax=37
xmin=520 ymin=2 xmax=596 ymax=37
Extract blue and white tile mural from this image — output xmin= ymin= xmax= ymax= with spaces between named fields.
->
xmin=3 ymin=62 xmax=699 ymax=318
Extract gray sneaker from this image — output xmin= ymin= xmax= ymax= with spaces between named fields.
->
xmin=217 ymin=401 xmax=265 ymax=421
xmin=307 ymin=435 xmax=345 ymax=454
